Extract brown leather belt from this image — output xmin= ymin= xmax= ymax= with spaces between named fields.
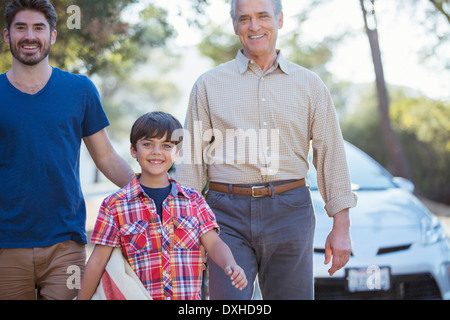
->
xmin=208 ymin=179 xmax=306 ymax=198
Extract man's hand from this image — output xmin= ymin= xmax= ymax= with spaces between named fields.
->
xmin=324 ymin=209 xmax=352 ymax=276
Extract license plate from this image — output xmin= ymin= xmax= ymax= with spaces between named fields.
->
xmin=346 ymin=266 xmax=391 ymax=293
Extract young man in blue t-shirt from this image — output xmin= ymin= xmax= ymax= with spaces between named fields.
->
xmin=0 ymin=0 xmax=134 ymax=300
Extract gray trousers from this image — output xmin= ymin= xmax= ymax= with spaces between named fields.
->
xmin=206 ymin=181 xmax=315 ymax=300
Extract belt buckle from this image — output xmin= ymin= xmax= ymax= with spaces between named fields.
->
xmin=251 ymin=186 xmax=266 ymax=198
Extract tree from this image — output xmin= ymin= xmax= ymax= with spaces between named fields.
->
xmin=397 ymin=0 xmax=450 ymax=71
xmin=390 ymin=93 xmax=450 ymax=203
xmin=429 ymin=0 xmax=450 ymax=23
xmin=198 ymin=23 xmax=242 ymax=65
xmin=1 ymin=0 xmax=178 ymax=183
xmin=359 ymin=0 xmax=413 ymax=181
xmin=0 ymin=0 xmax=175 ymax=75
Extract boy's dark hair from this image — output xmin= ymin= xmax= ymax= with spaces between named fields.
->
xmin=5 ymin=0 xmax=57 ymax=31
xmin=130 ymin=112 xmax=183 ymax=151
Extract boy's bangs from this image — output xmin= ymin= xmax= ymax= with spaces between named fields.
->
xmin=140 ymin=117 xmax=182 ymax=144
xmin=131 ymin=112 xmax=183 ymax=148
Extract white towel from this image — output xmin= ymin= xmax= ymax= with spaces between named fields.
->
xmin=91 ymin=247 xmax=152 ymax=300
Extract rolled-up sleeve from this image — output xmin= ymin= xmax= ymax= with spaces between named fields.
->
xmin=310 ymin=78 xmax=357 ymax=217
xmin=176 ymin=78 xmax=211 ymax=193
xmin=90 ymin=199 xmax=121 ymax=247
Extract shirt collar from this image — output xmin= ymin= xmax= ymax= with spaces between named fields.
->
xmin=125 ymin=174 xmax=189 ymax=200
xmin=236 ymin=49 xmax=291 ymax=75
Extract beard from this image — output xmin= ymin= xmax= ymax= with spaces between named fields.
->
xmin=9 ymin=37 xmax=51 ymax=66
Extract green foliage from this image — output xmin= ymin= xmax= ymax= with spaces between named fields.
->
xmin=0 ymin=0 xmax=175 ymax=76
xmin=398 ymin=130 xmax=450 ymax=204
xmin=341 ymin=85 xmax=393 ymax=170
xmin=198 ymin=24 xmax=242 ymax=65
xmin=391 ymin=94 xmax=450 ymax=203
xmin=1 ymin=0 xmax=178 ymax=141
xmin=281 ymin=31 xmax=352 ymax=114
xmin=390 ymin=95 xmax=450 ymax=152
xmin=100 ymin=70 xmax=182 ymax=142
xmin=342 ymin=86 xmax=450 ymax=204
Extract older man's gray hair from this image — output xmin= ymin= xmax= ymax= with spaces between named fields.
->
xmin=230 ymin=0 xmax=283 ymax=27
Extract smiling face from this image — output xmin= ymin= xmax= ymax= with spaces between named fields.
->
xmin=233 ymin=0 xmax=283 ymax=64
xmin=3 ymin=10 xmax=56 ymax=66
xmin=131 ymin=133 xmax=181 ymax=188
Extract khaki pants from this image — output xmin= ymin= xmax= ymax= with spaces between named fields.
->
xmin=0 ymin=240 xmax=86 ymax=300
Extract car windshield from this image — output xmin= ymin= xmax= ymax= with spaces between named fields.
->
xmin=308 ymin=142 xmax=396 ymax=191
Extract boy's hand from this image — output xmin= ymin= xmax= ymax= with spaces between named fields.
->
xmin=225 ymin=265 xmax=248 ymax=290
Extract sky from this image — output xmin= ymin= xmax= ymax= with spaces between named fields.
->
xmin=147 ymin=0 xmax=449 ymax=101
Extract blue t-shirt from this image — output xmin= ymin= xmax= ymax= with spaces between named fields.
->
xmin=141 ymin=184 xmax=171 ymax=219
xmin=0 ymin=68 xmax=110 ymax=248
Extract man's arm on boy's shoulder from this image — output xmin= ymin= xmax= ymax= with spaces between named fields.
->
xmin=77 ymin=244 xmax=114 ymax=300
xmin=83 ymin=129 xmax=134 ymax=187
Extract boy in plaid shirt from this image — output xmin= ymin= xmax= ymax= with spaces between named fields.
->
xmin=78 ymin=112 xmax=247 ymax=300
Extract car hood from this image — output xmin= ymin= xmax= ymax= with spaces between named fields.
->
xmin=312 ymin=188 xmax=430 ymax=230
xmin=312 ymin=188 xmax=431 ymax=257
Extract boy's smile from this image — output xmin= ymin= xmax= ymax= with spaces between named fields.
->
xmin=131 ymin=133 xmax=180 ymax=188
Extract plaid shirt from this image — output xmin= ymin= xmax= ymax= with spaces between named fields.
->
xmin=91 ymin=175 xmax=219 ymax=300
xmin=176 ymin=50 xmax=357 ymax=217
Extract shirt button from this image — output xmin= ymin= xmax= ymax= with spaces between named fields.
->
xmin=262 ymin=98 xmax=266 ymax=102
xmin=263 ymin=122 xmax=268 ymax=126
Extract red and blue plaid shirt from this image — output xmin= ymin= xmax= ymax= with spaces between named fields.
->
xmin=91 ymin=175 xmax=219 ymax=300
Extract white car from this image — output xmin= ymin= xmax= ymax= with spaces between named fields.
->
xmin=310 ymin=142 xmax=450 ymax=300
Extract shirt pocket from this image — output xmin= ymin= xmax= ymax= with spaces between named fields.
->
xmin=173 ymin=216 xmax=200 ymax=250
xmin=119 ymin=220 xmax=150 ymax=256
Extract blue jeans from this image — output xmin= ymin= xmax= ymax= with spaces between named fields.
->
xmin=206 ymin=181 xmax=315 ymax=300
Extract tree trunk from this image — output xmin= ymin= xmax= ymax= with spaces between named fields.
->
xmin=359 ymin=0 xmax=413 ymax=181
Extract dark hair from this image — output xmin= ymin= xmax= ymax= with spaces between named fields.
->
xmin=4 ymin=0 xmax=57 ymax=31
xmin=130 ymin=112 xmax=183 ymax=150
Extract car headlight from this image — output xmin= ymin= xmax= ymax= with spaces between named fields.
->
xmin=421 ymin=216 xmax=447 ymax=245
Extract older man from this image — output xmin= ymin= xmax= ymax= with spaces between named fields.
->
xmin=176 ymin=0 xmax=357 ymax=300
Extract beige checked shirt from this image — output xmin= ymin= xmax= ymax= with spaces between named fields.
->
xmin=176 ymin=50 xmax=357 ymax=217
